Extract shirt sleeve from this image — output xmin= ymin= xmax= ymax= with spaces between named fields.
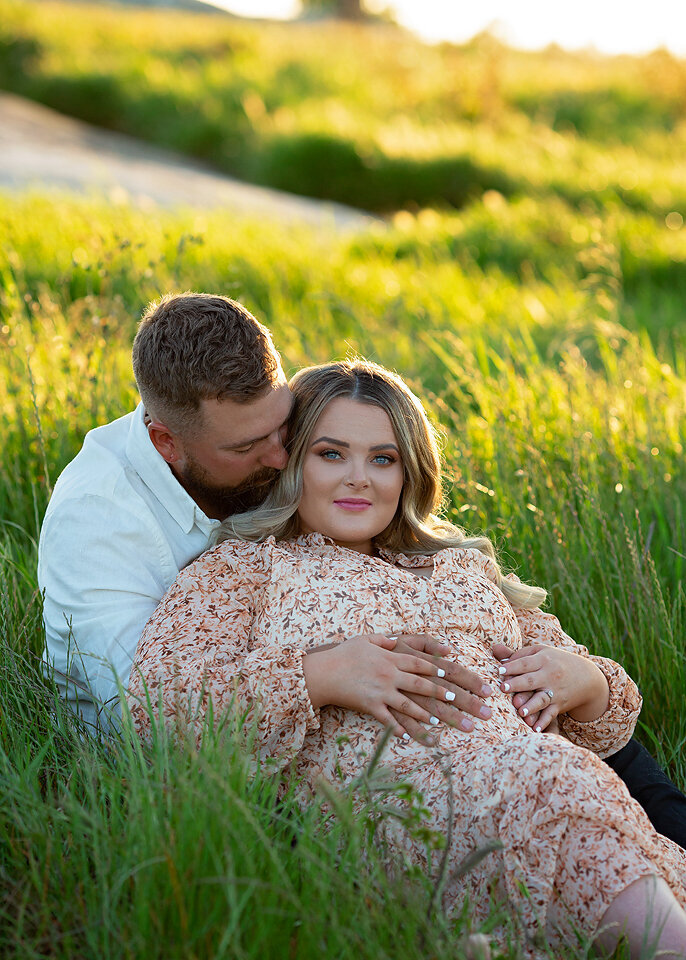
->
xmin=126 ymin=541 xmax=321 ymax=769
xmin=513 ymin=599 xmax=642 ymax=758
xmin=38 ymin=494 xmax=176 ymax=729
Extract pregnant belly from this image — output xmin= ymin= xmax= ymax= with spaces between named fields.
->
xmin=295 ymin=689 xmax=532 ymax=792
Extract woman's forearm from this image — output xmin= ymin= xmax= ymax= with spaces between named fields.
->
xmin=302 ymin=646 xmax=337 ymax=710
xmin=566 ymin=660 xmax=610 ymax=722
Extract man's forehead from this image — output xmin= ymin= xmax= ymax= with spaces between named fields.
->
xmin=201 ymin=380 xmax=293 ymax=444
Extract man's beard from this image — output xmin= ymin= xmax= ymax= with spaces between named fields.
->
xmin=176 ymin=457 xmax=280 ymax=520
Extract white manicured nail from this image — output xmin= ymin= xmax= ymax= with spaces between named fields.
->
xmin=437 ymin=668 xmax=446 ymax=678
xmin=388 ymin=635 xmax=398 ymax=641
xmin=502 ymin=682 xmax=510 ymax=692
xmin=535 ymin=725 xmax=542 ymax=733
xmin=402 ymin=733 xmax=410 ymax=741
xmin=521 ymin=708 xmax=528 ymax=717
xmin=445 ymin=691 xmax=455 ymax=701
xmin=498 ymin=666 xmax=507 ymax=675
xmin=429 ymin=716 xmax=439 ymax=726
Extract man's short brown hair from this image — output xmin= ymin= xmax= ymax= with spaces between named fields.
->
xmin=132 ymin=293 xmax=281 ymax=435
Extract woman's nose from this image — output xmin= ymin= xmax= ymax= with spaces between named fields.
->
xmin=344 ymin=462 xmax=369 ymax=487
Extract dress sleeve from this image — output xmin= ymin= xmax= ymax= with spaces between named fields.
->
xmin=126 ymin=540 xmax=320 ymax=768
xmin=513 ymin=597 xmax=642 ymax=759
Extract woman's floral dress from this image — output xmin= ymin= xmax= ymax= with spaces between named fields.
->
xmin=127 ymin=533 xmax=686 ymax=955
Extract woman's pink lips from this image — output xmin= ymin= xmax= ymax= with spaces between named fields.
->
xmin=334 ymin=499 xmax=372 ymax=510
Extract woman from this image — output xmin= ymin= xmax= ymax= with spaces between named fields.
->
xmin=128 ymin=360 xmax=686 ymax=958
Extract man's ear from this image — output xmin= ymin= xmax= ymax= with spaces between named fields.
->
xmin=147 ymin=420 xmax=181 ymax=465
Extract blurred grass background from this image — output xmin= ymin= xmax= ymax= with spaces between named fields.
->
xmin=2 ymin=0 xmax=686 ymax=213
xmin=0 ymin=2 xmax=685 ymax=956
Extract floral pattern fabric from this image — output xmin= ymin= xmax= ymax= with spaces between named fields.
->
xmin=127 ymin=534 xmax=686 ymax=956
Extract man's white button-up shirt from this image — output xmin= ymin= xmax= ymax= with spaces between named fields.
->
xmin=38 ymin=403 xmax=221 ymax=730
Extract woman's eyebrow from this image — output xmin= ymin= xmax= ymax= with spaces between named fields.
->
xmin=311 ymin=436 xmax=350 ymax=447
xmin=310 ymin=436 xmax=399 ymax=453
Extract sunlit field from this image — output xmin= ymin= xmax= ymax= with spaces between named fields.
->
xmin=2 ymin=0 xmax=686 ymax=213
xmin=1 ymin=4 xmax=685 ymax=957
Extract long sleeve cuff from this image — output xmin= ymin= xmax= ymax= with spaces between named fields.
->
xmin=558 ymin=655 xmax=642 ymax=759
xmin=240 ymin=644 xmax=321 ymax=766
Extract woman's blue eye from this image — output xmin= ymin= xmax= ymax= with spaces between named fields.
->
xmin=317 ymin=449 xmax=396 ymax=464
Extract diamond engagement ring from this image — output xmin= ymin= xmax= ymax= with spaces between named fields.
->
xmin=545 ymin=689 xmax=554 ymax=700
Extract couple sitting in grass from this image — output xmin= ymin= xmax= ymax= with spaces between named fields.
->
xmin=40 ymin=294 xmax=686 ymax=957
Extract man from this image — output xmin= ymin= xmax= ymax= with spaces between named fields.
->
xmin=38 ymin=292 xmax=686 ymax=848
xmin=39 ymin=293 xmax=288 ymax=727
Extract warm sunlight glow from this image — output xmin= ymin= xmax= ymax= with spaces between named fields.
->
xmin=213 ymin=0 xmax=686 ymax=56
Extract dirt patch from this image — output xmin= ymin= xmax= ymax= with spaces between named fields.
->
xmin=0 ymin=91 xmax=381 ymax=231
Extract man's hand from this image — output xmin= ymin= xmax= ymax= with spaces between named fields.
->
xmin=303 ymin=633 xmax=492 ymax=744
xmin=492 ymin=642 xmax=609 ymax=732
xmin=381 ymin=633 xmax=493 ymax=744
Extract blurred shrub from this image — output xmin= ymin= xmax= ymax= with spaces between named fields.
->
xmin=28 ymin=72 xmax=126 ymax=128
xmin=253 ymin=133 xmax=518 ymax=210
xmin=118 ymin=88 xmax=247 ymax=162
xmin=253 ymin=133 xmax=368 ymax=201
xmin=513 ymin=86 xmax=681 ymax=140
xmin=368 ymin=154 xmax=518 ymax=212
xmin=0 ymin=33 xmax=40 ymax=83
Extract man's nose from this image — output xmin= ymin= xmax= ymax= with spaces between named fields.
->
xmin=259 ymin=431 xmax=289 ymax=470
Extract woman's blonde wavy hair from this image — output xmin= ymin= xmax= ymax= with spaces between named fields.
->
xmin=217 ymin=359 xmax=545 ymax=610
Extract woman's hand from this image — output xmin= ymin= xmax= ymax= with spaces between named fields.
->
xmin=492 ymin=642 xmax=610 ymax=732
xmin=304 ymin=633 xmax=492 ymax=743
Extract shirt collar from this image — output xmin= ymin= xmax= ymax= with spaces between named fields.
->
xmin=125 ymin=403 xmax=214 ymax=535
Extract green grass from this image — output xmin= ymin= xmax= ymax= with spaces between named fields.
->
xmin=2 ymin=0 xmax=686 ymax=214
xmin=2 ymin=645 xmax=471 ymax=960
xmin=0 ymin=182 xmax=684 ymax=957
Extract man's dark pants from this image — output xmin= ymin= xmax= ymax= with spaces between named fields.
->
xmin=604 ymin=737 xmax=686 ymax=849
